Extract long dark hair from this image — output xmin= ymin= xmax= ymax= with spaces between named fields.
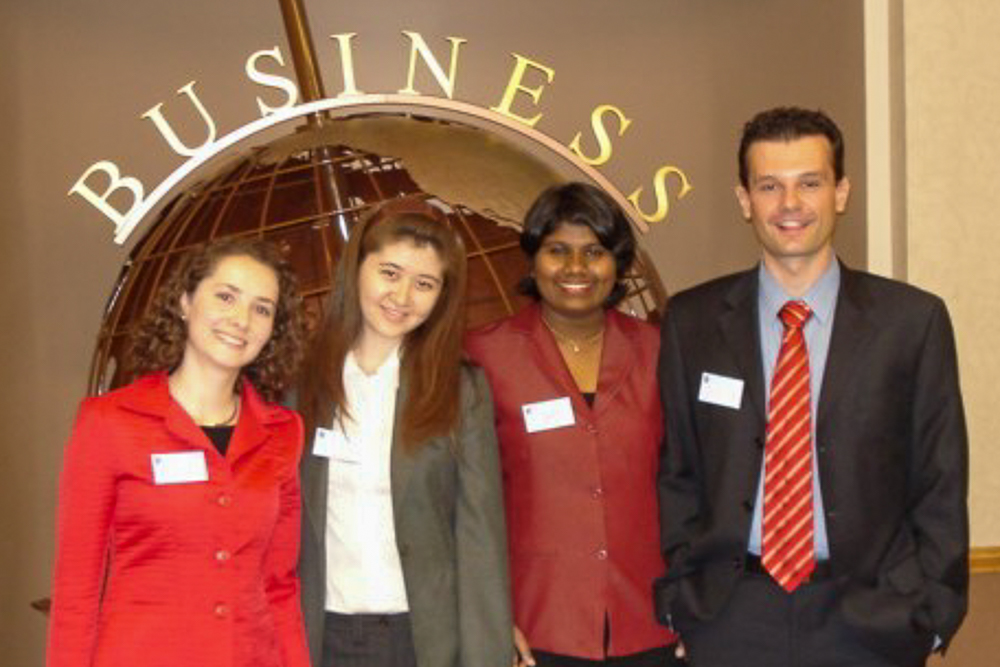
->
xmin=298 ymin=197 xmax=468 ymax=449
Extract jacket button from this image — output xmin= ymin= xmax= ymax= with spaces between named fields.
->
xmin=592 ymin=487 xmax=604 ymax=499
xmin=586 ymin=424 xmax=598 ymax=435
xmin=213 ymin=603 xmax=230 ymax=618
xmin=215 ymin=549 xmax=231 ymax=562
xmin=596 ymin=548 xmax=608 ymax=560
xmin=216 ymin=494 xmax=232 ymax=507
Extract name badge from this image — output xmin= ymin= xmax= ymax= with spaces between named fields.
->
xmin=522 ymin=397 xmax=575 ymax=434
xmin=151 ymin=451 xmax=208 ymax=485
xmin=698 ymin=372 xmax=744 ymax=410
xmin=312 ymin=426 xmax=362 ymax=463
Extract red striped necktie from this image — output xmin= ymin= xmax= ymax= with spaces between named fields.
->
xmin=762 ymin=300 xmax=815 ymax=592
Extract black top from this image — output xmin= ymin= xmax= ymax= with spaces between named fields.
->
xmin=202 ymin=425 xmax=235 ymax=457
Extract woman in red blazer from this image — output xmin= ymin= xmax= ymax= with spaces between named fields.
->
xmin=47 ymin=239 xmax=310 ymax=667
xmin=466 ymin=183 xmax=679 ymax=667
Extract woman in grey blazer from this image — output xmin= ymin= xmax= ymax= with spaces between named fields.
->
xmin=296 ymin=196 xmax=513 ymax=667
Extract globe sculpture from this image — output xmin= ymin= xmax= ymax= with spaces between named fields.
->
xmin=88 ymin=114 xmax=664 ymax=394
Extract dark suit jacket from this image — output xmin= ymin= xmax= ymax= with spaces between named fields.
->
xmin=656 ymin=262 xmax=968 ymax=664
xmin=299 ymin=365 xmax=513 ymax=667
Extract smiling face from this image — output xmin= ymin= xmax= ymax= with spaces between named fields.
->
xmin=532 ymin=222 xmax=617 ymax=324
xmin=736 ymin=135 xmax=850 ymax=288
xmin=357 ymin=238 xmax=445 ymax=354
xmin=179 ymin=254 xmax=279 ymax=376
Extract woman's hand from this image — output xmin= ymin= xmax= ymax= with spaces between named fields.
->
xmin=673 ymin=639 xmax=687 ymax=661
xmin=513 ymin=625 xmax=535 ymax=667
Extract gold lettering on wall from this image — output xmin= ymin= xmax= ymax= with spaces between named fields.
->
xmin=569 ymin=104 xmax=633 ymax=167
xmin=627 ymin=165 xmax=693 ymax=224
xmin=140 ymin=81 xmax=218 ymax=157
xmin=398 ymin=32 xmax=467 ymax=98
xmin=331 ymin=33 xmax=364 ymax=97
xmin=68 ymin=161 xmax=146 ymax=238
xmin=69 ymin=28 xmax=693 ymax=241
xmin=490 ymin=54 xmax=555 ymax=128
xmin=246 ymin=47 xmax=300 ymax=116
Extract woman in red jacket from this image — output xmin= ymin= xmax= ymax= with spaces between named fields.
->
xmin=47 ymin=239 xmax=310 ymax=667
xmin=466 ymin=183 xmax=680 ymax=667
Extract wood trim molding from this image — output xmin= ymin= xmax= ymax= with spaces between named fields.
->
xmin=970 ymin=547 xmax=1000 ymax=574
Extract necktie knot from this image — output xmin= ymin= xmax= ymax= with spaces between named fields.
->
xmin=779 ymin=300 xmax=812 ymax=330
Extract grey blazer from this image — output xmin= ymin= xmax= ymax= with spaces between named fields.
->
xmin=299 ymin=364 xmax=513 ymax=667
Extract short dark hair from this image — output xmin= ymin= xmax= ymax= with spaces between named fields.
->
xmin=518 ymin=182 xmax=636 ymax=307
xmin=738 ymin=106 xmax=845 ymax=188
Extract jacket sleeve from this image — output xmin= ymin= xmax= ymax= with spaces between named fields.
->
xmin=909 ymin=299 xmax=969 ymax=648
xmin=263 ymin=412 xmax=312 ymax=667
xmin=456 ymin=368 xmax=514 ymax=667
xmin=654 ymin=306 xmax=702 ymax=621
xmin=47 ymin=398 xmax=117 ymax=667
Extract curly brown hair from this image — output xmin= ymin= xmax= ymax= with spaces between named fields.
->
xmin=128 ymin=239 xmax=306 ymax=402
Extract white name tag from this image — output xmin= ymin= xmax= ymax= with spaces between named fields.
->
xmin=522 ymin=397 xmax=576 ymax=434
xmin=151 ymin=451 xmax=208 ymax=485
xmin=698 ymin=372 xmax=744 ymax=410
xmin=312 ymin=426 xmax=362 ymax=463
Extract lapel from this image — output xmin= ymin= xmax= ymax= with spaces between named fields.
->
xmin=817 ymin=262 xmax=877 ymax=438
xmin=119 ymin=372 xmax=219 ymax=454
xmin=716 ymin=270 xmax=768 ymax=422
xmin=592 ymin=310 xmax=639 ymax=418
xmin=390 ymin=378 xmax=416 ymax=520
xmin=516 ymin=303 xmax=594 ymax=416
xmin=226 ymin=378 xmax=290 ymax=465
xmin=119 ymin=372 xmax=291 ymax=466
xmin=301 ymin=425 xmax=330 ymax=547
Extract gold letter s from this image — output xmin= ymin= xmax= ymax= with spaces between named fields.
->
xmin=627 ymin=165 xmax=693 ymax=224
xmin=568 ymin=105 xmax=632 ymax=167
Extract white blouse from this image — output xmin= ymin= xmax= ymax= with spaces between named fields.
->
xmin=324 ymin=349 xmax=409 ymax=613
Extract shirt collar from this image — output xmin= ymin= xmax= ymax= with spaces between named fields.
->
xmin=344 ymin=346 xmax=402 ymax=383
xmin=758 ymin=259 xmax=840 ymax=326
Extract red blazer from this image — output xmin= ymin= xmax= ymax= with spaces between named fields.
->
xmin=466 ymin=304 xmax=676 ymax=659
xmin=47 ymin=372 xmax=310 ymax=667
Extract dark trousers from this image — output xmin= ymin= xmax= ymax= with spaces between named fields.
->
xmin=675 ymin=571 xmax=928 ymax=667
xmin=321 ymin=611 xmax=418 ymax=667
xmin=534 ymin=646 xmax=683 ymax=667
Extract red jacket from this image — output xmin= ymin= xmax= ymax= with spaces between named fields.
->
xmin=47 ymin=372 xmax=310 ymax=667
xmin=466 ymin=304 xmax=676 ymax=659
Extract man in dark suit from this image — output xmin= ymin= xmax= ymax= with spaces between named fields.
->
xmin=655 ymin=107 xmax=968 ymax=667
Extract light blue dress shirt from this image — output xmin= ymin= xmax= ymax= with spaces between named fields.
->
xmin=747 ymin=260 xmax=840 ymax=560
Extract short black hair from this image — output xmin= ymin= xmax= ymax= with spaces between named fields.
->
xmin=738 ymin=106 xmax=845 ymax=188
xmin=518 ymin=182 xmax=636 ymax=307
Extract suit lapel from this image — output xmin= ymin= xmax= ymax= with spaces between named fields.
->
xmin=718 ymin=270 xmax=767 ymax=422
xmin=522 ymin=304 xmax=594 ymax=415
xmin=593 ymin=311 xmax=636 ymax=418
xmin=390 ymin=381 xmax=415 ymax=519
xmin=301 ymin=434 xmax=329 ymax=547
xmin=817 ymin=264 xmax=876 ymax=437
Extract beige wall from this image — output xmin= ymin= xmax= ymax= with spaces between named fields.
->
xmin=903 ymin=0 xmax=1000 ymax=546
